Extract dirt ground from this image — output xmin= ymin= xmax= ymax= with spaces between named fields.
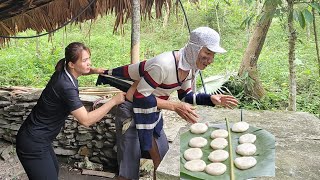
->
xmin=0 ymin=139 xmax=111 ymax=180
xmin=0 ymin=139 xmax=140 ymax=180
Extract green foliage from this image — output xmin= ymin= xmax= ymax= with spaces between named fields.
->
xmin=265 ymin=0 xmax=283 ymax=7
xmin=294 ymin=9 xmax=306 ymax=28
xmin=292 ymin=1 xmax=320 ymax=29
xmin=303 ymin=9 xmax=314 ymax=23
xmin=0 ymin=1 xmax=319 ymax=117
xmin=310 ymin=2 xmax=320 ymax=13
xmin=240 ymin=15 xmax=255 ymax=29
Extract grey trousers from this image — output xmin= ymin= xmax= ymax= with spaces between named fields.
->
xmin=115 ymin=100 xmax=169 ymax=180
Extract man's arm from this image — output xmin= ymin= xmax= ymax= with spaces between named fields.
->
xmin=156 ymin=98 xmax=198 ymax=123
xmin=210 ymin=94 xmax=239 ymax=108
xmin=126 ymin=81 xmax=198 ymax=123
xmin=83 ymin=67 xmax=105 ymax=76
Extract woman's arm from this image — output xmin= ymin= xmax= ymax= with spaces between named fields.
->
xmin=71 ymin=92 xmax=126 ymax=127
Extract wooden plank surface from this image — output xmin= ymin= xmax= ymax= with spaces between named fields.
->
xmin=81 ymin=169 xmax=115 ymax=178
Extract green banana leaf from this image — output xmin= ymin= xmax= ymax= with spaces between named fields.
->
xmin=180 ymin=123 xmax=275 ymax=180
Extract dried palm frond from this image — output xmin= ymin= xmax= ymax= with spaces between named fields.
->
xmin=197 ymin=72 xmax=236 ymax=95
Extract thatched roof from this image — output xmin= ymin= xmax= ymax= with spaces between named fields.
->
xmin=0 ymin=0 xmax=172 ymax=44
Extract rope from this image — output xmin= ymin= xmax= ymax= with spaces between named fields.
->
xmin=0 ymin=0 xmax=96 ymax=39
xmin=92 ymin=96 xmax=107 ymax=110
xmin=178 ymin=0 xmax=207 ymax=93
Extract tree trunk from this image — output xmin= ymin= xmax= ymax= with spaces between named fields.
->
xmin=163 ymin=0 xmax=170 ymax=27
xmin=238 ymin=3 xmax=276 ymax=99
xmin=205 ymin=0 xmax=208 ymax=26
xmin=36 ymin=36 xmax=40 ymax=59
xmin=131 ymin=0 xmax=140 ymax=64
xmin=215 ymin=4 xmax=221 ymax=35
xmin=175 ymin=0 xmax=179 ymax=20
xmin=312 ymin=0 xmax=320 ymax=77
xmin=287 ymin=0 xmax=297 ymax=111
xmin=256 ymin=0 xmax=263 ymax=15
xmin=306 ymin=23 xmax=311 ymax=40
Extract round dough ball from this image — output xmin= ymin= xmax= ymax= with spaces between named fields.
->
xmin=190 ymin=123 xmax=208 ymax=134
xmin=184 ymin=159 xmax=206 ymax=172
xmin=210 ymin=138 xmax=228 ymax=150
xmin=184 ymin=148 xmax=203 ymax=161
xmin=232 ymin=122 xmax=249 ymax=132
xmin=211 ymin=129 xmax=228 ymax=139
xmin=205 ymin=163 xmax=227 ymax=176
xmin=236 ymin=143 xmax=256 ymax=156
xmin=234 ymin=157 xmax=257 ymax=170
xmin=239 ymin=133 xmax=256 ymax=144
xmin=189 ymin=137 xmax=208 ymax=148
xmin=208 ymin=150 xmax=229 ymax=162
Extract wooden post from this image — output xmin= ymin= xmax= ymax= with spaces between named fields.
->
xmin=131 ymin=0 xmax=140 ymax=64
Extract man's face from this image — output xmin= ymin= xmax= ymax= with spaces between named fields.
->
xmin=196 ymin=47 xmax=215 ymax=70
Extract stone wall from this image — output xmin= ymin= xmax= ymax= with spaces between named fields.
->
xmin=0 ymin=87 xmax=119 ymax=169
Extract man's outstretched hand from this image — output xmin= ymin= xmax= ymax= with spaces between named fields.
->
xmin=174 ymin=102 xmax=199 ymax=124
xmin=210 ymin=94 xmax=239 ymax=109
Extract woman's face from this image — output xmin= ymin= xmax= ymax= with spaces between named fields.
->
xmin=73 ymin=50 xmax=91 ymax=75
xmin=196 ymin=47 xmax=215 ymax=70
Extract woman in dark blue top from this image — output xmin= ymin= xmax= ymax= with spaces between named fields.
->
xmin=16 ymin=42 xmax=126 ymax=180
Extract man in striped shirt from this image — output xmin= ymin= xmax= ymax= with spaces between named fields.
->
xmin=97 ymin=27 xmax=239 ymax=180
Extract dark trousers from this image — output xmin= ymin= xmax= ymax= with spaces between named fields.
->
xmin=16 ymin=127 xmax=59 ymax=180
xmin=115 ymin=101 xmax=169 ymax=180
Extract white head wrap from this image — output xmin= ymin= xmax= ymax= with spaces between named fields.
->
xmin=178 ymin=27 xmax=226 ymax=71
xmin=178 ymin=42 xmax=202 ymax=71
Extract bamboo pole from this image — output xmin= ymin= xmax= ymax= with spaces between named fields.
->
xmin=226 ymin=118 xmax=235 ymax=180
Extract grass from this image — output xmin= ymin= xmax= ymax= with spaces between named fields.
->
xmin=0 ymin=2 xmax=319 ymax=117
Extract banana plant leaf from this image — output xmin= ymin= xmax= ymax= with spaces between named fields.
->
xmin=180 ymin=123 xmax=275 ymax=180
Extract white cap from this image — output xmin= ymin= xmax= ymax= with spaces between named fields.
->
xmin=189 ymin=27 xmax=226 ymax=53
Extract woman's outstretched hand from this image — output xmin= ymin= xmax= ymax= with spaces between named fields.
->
xmin=210 ymin=94 xmax=239 ymax=109
xmin=111 ymin=92 xmax=126 ymax=105
xmin=174 ymin=102 xmax=199 ymax=124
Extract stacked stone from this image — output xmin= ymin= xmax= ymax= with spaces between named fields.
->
xmin=88 ymin=99 xmax=118 ymax=168
xmin=0 ymin=88 xmax=39 ymax=143
xmin=0 ymin=87 xmax=119 ymax=169
xmin=0 ymin=90 xmax=11 ymax=141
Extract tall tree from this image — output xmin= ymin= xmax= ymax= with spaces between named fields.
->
xmin=131 ymin=0 xmax=140 ymax=64
xmin=287 ymin=0 xmax=297 ymax=111
xmin=238 ymin=1 xmax=279 ymax=99
xmin=163 ymin=0 xmax=170 ymax=27
xmin=311 ymin=0 xmax=320 ymax=77
xmin=284 ymin=0 xmax=320 ymax=111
